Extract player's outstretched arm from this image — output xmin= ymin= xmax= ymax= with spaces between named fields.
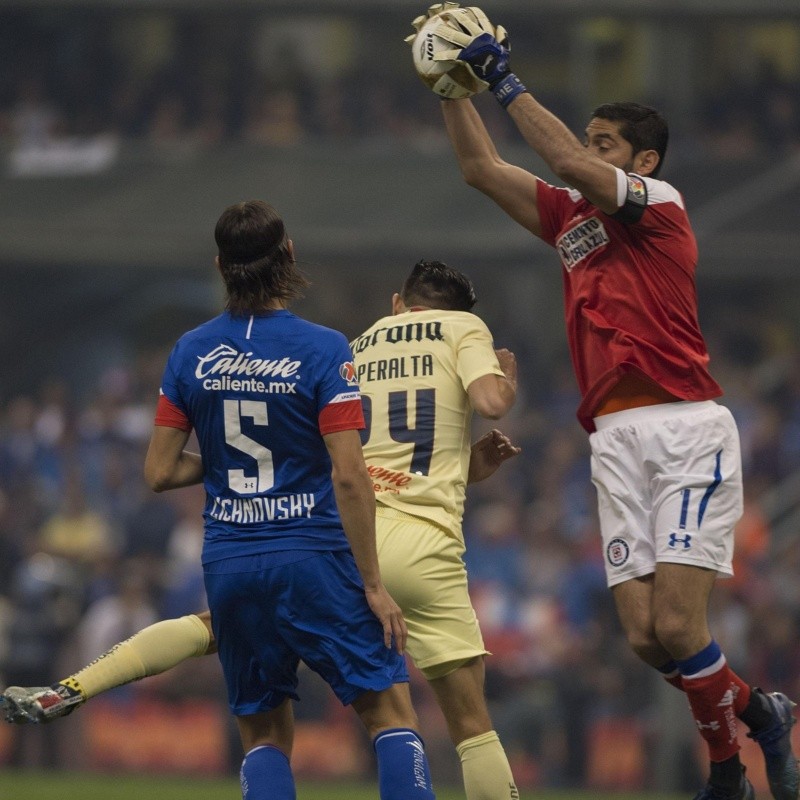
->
xmin=467 ymin=429 xmax=521 ymax=484
xmin=1 ymin=613 xmax=214 ymax=724
xmin=440 ymin=99 xmax=544 ymax=237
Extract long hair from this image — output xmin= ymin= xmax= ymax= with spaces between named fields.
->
xmin=214 ymin=200 xmax=309 ymax=315
xmin=400 ymin=260 xmax=477 ymax=311
xmin=592 ymin=102 xmax=669 ymax=177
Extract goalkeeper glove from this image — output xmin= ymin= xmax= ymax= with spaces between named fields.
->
xmin=406 ymin=2 xmax=463 ymax=40
xmin=431 ymin=9 xmax=527 ymax=108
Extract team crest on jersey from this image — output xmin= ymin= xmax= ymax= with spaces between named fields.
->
xmin=606 ymin=537 xmax=630 ymax=567
xmin=339 ymin=361 xmax=358 ymax=385
xmin=556 ymin=217 xmax=610 ymax=271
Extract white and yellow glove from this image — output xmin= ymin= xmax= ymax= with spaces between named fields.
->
xmin=407 ymin=4 xmax=526 ymax=108
xmin=406 ymin=4 xmax=497 ymax=97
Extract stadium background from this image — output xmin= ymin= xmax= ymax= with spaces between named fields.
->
xmin=1 ymin=0 xmax=800 ymax=794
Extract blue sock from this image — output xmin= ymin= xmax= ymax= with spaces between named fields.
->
xmin=676 ymin=639 xmax=723 ymax=677
xmin=374 ymin=728 xmax=435 ymax=800
xmin=240 ymin=745 xmax=296 ymax=800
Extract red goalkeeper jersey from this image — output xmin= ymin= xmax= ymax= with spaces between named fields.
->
xmin=536 ymin=174 xmax=722 ymax=433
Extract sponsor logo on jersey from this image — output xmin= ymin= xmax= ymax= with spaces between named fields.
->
xmin=195 ymin=344 xmax=301 ymax=394
xmin=367 ymin=463 xmax=412 ymax=490
xmin=351 ymin=321 xmax=444 ymax=354
xmin=196 ymin=344 xmax=301 ymax=379
xmin=339 ymin=361 xmax=358 ymax=385
xmin=556 ymin=217 xmax=610 ymax=271
xmin=606 ymin=537 xmax=630 ymax=567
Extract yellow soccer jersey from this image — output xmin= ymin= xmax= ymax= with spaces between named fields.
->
xmin=351 ymin=308 xmax=504 ymax=537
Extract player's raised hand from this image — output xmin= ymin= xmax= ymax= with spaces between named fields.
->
xmin=468 ymin=429 xmax=522 ymax=484
xmin=364 ymin=583 xmax=408 ymax=654
xmin=431 ymin=8 xmax=527 ymax=107
xmin=432 ymin=10 xmax=510 ymax=81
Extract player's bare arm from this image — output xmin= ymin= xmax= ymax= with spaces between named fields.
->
xmin=324 ymin=428 xmax=408 ymax=654
xmin=466 ymin=348 xmax=517 ymax=419
xmin=441 ymin=99 xmax=543 ymax=236
xmin=505 ymin=93 xmax=621 ymax=213
xmin=435 ymin=8 xmax=621 ymax=216
xmin=143 ymin=424 xmax=203 ymax=491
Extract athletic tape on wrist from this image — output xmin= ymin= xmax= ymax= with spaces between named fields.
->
xmin=492 ymin=74 xmax=527 ymax=108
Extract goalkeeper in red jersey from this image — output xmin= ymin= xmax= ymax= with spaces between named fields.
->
xmin=406 ymin=4 xmax=799 ymax=800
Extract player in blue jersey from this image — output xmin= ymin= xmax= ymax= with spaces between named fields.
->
xmin=140 ymin=200 xmax=435 ymax=800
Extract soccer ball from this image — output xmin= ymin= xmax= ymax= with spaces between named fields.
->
xmin=410 ymin=15 xmax=483 ymax=100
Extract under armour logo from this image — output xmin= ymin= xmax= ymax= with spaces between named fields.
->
xmin=696 ymin=720 xmax=721 ymax=731
xmin=668 ymin=532 xmax=692 ymax=549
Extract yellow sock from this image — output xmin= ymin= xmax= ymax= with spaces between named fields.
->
xmin=456 ymin=730 xmax=519 ymax=800
xmin=65 ymin=614 xmax=211 ymax=699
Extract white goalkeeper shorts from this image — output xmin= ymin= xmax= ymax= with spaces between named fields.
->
xmin=589 ymin=400 xmax=743 ymax=588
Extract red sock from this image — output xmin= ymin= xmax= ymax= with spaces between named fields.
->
xmin=682 ymin=661 xmax=749 ymax=762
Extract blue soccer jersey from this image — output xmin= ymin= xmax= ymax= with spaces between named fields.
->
xmin=156 ymin=309 xmax=364 ymax=564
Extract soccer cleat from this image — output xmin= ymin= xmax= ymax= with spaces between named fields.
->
xmin=1 ymin=682 xmax=85 ymax=724
xmin=692 ymin=769 xmax=755 ymax=800
xmin=748 ymin=690 xmax=800 ymax=800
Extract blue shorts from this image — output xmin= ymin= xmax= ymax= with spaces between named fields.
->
xmin=204 ymin=549 xmax=409 ymax=716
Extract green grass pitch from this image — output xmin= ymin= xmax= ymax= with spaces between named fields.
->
xmin=0 ymin=770 xmax=687 ymax=800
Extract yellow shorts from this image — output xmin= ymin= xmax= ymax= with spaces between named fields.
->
xmin=375 ymin=506 xmax=487 ymax=679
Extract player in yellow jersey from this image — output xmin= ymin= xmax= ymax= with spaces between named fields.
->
xmin=3 ymin=261 xmax=520 ymax=800
xmin=357 ymin=260 xmax=519 ymax=800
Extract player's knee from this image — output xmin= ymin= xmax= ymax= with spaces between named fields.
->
xmin=653 ymin=611 xmax=695 ymax=653
xmin=624 ymin=627 xmax=660 ymax=661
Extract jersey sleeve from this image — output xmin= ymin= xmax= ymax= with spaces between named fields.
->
xmin=154 ymin=393 xmax=192 ymax=432
xmin=635 ymin=176 xmax=689 ymax=234
xmin=452 ymin=315 xmax=505 ymax=390
xmin=536 ymin=179 xmax=578 ymax=247
xmin=317 ymin=332 xmax=365 ymax=434
xmin=157 ymin=342 xmax=192 ymax=427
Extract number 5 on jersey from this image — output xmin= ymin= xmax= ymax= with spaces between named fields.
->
xmin=224 ymin=399 xmax=275 ymax=493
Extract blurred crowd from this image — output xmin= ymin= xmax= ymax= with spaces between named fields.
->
xmin=1 ymin=4 xmax=800 ymax=791
xmin=0 ymin=287 xmax=799 ymax=789
xmin=0 ymin=11 xmax=799 ymax=159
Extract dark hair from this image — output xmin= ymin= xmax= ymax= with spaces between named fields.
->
xmin=400 ymin=260 xmax=477 ymax=312
xmin=591 ymin=102 xmax=669 ymax=177
xmin=214 ymin=200 xmax=309 ymax=315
